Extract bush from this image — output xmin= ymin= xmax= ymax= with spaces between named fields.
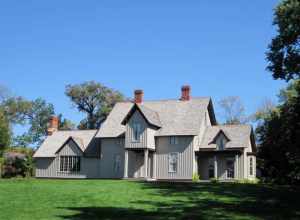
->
xmin=192 ymin=173 xmax=200 ymax=182
xmin=235 ymin=178 xmax=260 ymax=184
xmin=210 ymin=178 xmax=219 ymax=184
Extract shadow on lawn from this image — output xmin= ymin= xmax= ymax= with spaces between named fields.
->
xmin=58 ymin=182 xmax=300 ymax=220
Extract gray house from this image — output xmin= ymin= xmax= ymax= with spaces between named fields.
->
xmin=33 ymin=86 xmax=256 ymax=181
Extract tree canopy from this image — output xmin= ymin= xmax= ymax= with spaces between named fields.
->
xmin=65 ymin=81 xmax=125 ymax=129
xmin=256 ymin=80 xmax=300 ymax=184
xmin=266 ymin=0 xmax=300 ymax=81
xmin=0 ymin=110 xmax=10 ymax=156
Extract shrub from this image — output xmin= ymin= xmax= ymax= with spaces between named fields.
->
xmin=192 ymin=173 xmax=200 ymax=182
xmin=235 ymin=178 xmax=260 ymax=184
xmin=210 ymin=178 xmax=219 ymax=184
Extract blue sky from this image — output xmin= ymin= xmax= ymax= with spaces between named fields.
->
xmin=0 ymin=0 xmax=285 ymax=133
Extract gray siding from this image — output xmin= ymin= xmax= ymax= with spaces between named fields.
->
xmin=198 ymin=153 xmax=243 ymax=180
xmin=35 ymin=139 xmax=101 ymax=178
xmin=99 ymin=138 xmax=125 ymax=178
xmin=125 ymin=110 xmax=148 ymax=149
xmin=155 ymin=136 xmax=194 ymax=180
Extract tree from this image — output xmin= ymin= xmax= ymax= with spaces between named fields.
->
xmin=266 ymin=0 xmax=300 ymax=81
xmin=218 ymin=96 xmax=247 ymax=125
xmin=4 ymin=98 xmax=55 ymax=147
xmin=256 ymin=80 xmax=300 ymax=184
xmin=254 ymin=98 xmax=277 ymax=124
xmin=58 ymin=114 xmax=76 ymax=130
xmin=0 ymin=110 xmax=10 ymax=156
xmin=65 ymin=81 xmax=125 ymax=129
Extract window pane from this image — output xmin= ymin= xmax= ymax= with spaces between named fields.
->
xmin=168 ymin=153 xmax=178 ymax=172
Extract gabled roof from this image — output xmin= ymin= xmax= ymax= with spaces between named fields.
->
xmin=54 ymin=136 xmax=86 ymax=154
xmin=121 ymin=104 xmax=162 ymax=128
xmin=96 ymin=97 xmax=213 ymax=137
xmin=208 ymin=129 xmax=231 ymax=145
xmin=33 ymin=130 xmax=97 ymax=158
xmin=200 ymin=125 xmax=252 ymax=149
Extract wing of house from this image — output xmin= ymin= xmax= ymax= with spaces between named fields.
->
xmin=34 ymin=86 xmax=256 ymax=180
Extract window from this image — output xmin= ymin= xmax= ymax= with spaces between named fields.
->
xmin=114 ymin=154 xmax=121 ymax=173
xmin=226 ymin=158 xmax=235 ymax=179
xmin=132 ymin=123 xmax=141 ymax=142
xmin=60 ymin=156 xmax=80 ymax=172
xmin=169 ymin=136 xmax=178 ymax=145
xmin=249 ymin=157 xmax=253 ymax=176
xmin=218 ymin=138 xmax=225 ymax=150
xmin=168 ymin=153 xmax=178 ymax=173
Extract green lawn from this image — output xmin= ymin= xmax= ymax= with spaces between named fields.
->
xmin=0 ymin=179 xmax=299 ymax=220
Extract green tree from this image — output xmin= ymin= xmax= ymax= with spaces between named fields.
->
xmin=65 ymin=81 xmax=125 ymax=129
xmin=256 ymin=80 xmax=300 ymax=184
xmin=0 ymin=110 xmax=10 ymax=156
xmin=266 ymin=0 xmax=300 ymax=81
xmin=58 ymin=114 xmax=76 ymax=130
xmin=4 ymin=98 xmax=55 ymax=147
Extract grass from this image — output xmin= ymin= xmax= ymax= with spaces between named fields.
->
xmin=0 ymin=179 xmax=300 ymax=220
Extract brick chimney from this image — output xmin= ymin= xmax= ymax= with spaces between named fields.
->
xmin=47 ymin=116 xmax=59 ymax=135
xmin=134 ymin=89 xmax=143 ymax=103
xmin=180 ymin=85 xmax=191 ymax=101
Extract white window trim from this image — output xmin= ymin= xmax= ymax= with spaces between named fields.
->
xmin=58 ymin=156 xmax=81 ymax=173
xmin=168 ymin=152 xmax=179 ymax=173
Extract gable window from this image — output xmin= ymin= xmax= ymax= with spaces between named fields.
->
xmin=218 ymin=138 xmax=225 ymax=150
xmin=60 ymin=156 xmax=80 ymax=172
xmin=249 ymin=157 xmax=253 ymax=176
xmin=169 ymin=136 xmax=178 ymax=145
xmin=113 ymin=154 xmax=121 ymax=173
xmin=226 ymin=158 xmax=235 ymax=179
xmin=168 ymin=153 xmax=178 ymax=173
xmin=132 ymin=123 xmax=141 ymax=142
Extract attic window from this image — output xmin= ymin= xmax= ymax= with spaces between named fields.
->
xmin=132 ymin=123 xmax=141 ymax=142
xmin=218 ymin=137 xmax=226 ymax=150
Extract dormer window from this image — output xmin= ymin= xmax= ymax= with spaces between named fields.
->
xmin=218 ymin=138 xmax=225 ymax=150
xmin=132 ymin=123 xmax=141 ymax=142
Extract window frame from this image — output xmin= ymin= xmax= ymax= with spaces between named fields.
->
xmin=132 ymin=122 xmax=141 ymax=142
xmin=59 ymin=156 xmax=81 ymax=173
xmin=168 ymin=152 xmax=179 ymax=173
xmin=169 ymin=136 xmax=179 ymax=145
xmin=249 ymin=157 xmax=253 ymax=176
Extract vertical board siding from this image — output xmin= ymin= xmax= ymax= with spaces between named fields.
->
xmin=35 ymin=139 xmax=101 ymax=178
xmin=198 ymin=153 xmax=244 ymax=180
xmin=155 ymin=136 xmax=194 ymax=180
xmin=99 ymin=138 xmax=125 ymax=178
xmin=125 ymin=110 xmax=148 ymax=149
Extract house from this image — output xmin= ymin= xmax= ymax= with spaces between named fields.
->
xmin=33 ymin=86 xmax=256 ymax=180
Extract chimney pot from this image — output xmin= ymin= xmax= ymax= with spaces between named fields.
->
xmin=181 ymin=85 xmax=191 ymax=101
xmin=134 ymin=89 xmax=144 ymax=103
xmin=47 ymin=116 xmax=59 ymax=135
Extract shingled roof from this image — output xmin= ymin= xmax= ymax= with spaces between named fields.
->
xmin=96 ymin=97 xmax=214 ymax=137
xmin=33 ymin=130 xmax=97 ymax=158
xmin=200 ymin=125 xmax=253 ymax=149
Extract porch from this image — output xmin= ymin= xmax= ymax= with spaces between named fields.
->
xmin=123 ymin=148 xmax=156 ymax=179
xmin=196 ymin=151 xmax=243 ymax=180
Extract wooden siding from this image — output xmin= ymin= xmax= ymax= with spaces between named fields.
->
xmin=99 ymin=138 xmax=125 ymax=178
xmin=125 ymin=109 xmax=156 ymax=150
xmin=35 ymin=139 xmax=101 ymax=178
xmin=197 ymin=153 xmax=243 ymax=180
xmin=155 ymin=136 xmax=194 ymax=180
xmin=125 ymin=110 xmax=147 ymax=149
